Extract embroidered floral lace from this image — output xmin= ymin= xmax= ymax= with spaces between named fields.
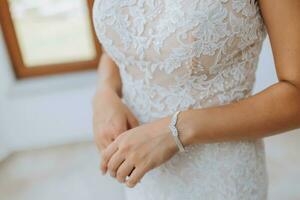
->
xmin=93 ymin=0 xmax=268 ymax=199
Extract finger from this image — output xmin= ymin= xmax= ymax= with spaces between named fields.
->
xmin=101 ymin=142 xmax=118 ymax=174
xmin=125 ymin=166 xmax=148 ymax=188
xmin=116 ymin=160 xmax=135 ymax=183
xmin=107 ymin=151 xmax=125 ymax=178
xmin=128 ymin=166 xmax=135 ymax=177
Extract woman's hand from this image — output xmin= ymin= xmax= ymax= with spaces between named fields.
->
xmin=100 ymin=116 xmax=179 ymax=188
xmin=92 ymin=87 xmax=140 ymax=152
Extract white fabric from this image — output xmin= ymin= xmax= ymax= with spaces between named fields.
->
xmin=93 ymin=0 xmax=268 ymax=199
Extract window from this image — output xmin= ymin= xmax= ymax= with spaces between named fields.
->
xmin=0 ymin=0 xmax=101 ymax=79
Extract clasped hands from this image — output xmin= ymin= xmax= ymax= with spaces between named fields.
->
xmin=96 ymin=115 xmax=179 ymax=188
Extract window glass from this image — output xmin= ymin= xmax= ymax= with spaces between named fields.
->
xmin=9 ymin=0 xmax=97 ymax=67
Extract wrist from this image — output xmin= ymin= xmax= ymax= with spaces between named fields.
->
xmin=92 ymin=85 xmax=121 ymax=109
xmin=175 ymin=109 xmax=199 ymax=147
xmin=161 ymin=110 xmax=196 ymax=152
xmin=158 ymin=116 xmax=180 ymax=154
xmin=96 ymin=84 xmax=122 ymax=98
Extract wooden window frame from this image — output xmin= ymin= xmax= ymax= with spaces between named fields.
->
xmin=0 ymin=0 xmax=101 ymax=79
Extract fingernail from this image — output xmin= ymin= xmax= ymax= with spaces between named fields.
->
xmin=110 ymin=172 xmax=116 ymax=177
xmin=126 ymin=181 xmax=134 ymax=188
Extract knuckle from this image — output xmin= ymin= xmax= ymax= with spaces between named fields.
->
xmin=128 ymin=154 xmax=138 ymax=163
xmin=130 ymin=152 xmax=142 ymax=163
xmin=144 ymin=159 xmax=155 ymax=170
xmin=119 ymin=144 xmax=130 ymax=153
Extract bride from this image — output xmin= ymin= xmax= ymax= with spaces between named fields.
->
xmin=92 ymin=0 xmax=300 ymax=199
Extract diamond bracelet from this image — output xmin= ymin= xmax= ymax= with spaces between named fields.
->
xmin=168 ymin=110 xmax=186 ymax=153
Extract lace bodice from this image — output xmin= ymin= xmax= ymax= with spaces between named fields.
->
xmin=93 ymin=1 xmax=268 ymax=199
xmin=93 ymin=0 xmax=267 ymax=124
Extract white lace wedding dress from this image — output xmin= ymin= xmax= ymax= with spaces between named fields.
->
xmin=93 ymin=0 xmax=268 ymax=199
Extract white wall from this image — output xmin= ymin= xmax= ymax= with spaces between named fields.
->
xmin=0 ymin=29 xmax=97 ymax=160
xmin=253 ymin=36 xmax=278 ymax=93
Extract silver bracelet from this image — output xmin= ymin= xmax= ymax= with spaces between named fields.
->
xmin=168 ymin=110 xmax=186 ymax=153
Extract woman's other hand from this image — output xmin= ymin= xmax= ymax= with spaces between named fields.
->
xmin=92 ymin=87 xmax=140 ymax=152
xmin=100 ymin=116 xmax=179 ymax=188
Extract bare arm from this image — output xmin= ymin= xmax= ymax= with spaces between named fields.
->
xmin=94 ymin=48 xmax=123 ymax=98
xmin=178 ymin=0 xmax=300 ymax=146
xmin=92 ymin=47 xmax=139 ymax=151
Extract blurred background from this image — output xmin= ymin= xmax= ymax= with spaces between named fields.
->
xmin=0 ymin=1 xmax=299 ymax=200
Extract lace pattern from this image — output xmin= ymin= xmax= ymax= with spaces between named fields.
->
xmin=93 ymin=0 xmax=268 ymax=199
xmin=93 ymin=0 xmax=266 ymax=124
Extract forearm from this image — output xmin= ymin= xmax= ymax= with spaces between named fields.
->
xmin=95 ymin=52 xmax=122 ymax=98
xmin=178 ymin=81 xmax=300 ymax=146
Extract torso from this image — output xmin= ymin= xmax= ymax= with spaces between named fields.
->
xmin=93 ymin=0 xmax=268 ymax=199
